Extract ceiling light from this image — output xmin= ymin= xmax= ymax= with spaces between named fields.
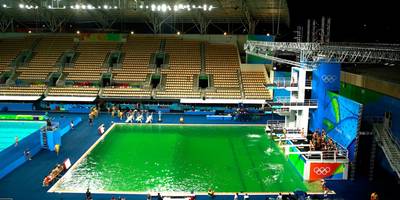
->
xmin=161 ymin=4 xmax=167 ymax=12
xmin=2 ymin=4 xmax=7 ymax=8
xmin=81 ymin=5 xmax=86 ymax=9
xmin=139 ymin=5 xmax=143 ymax=9
xmin=35 ymin=5 xmax=38 ymax=9
xmin=103 ymin=5 xmax=108 ymax=9
xmin=151 ymin=4 xmax=155 ymax=11
xmin=48 ymin=5 xmax=52 ymax=9
xmin=177 ymin=31 xmax=181 ymax=35
xmin=75 ymin=5 xmax=80 ymax=9
xmin=114 ymin=6 xmax=118 ymax=9
xmin=267 ymin=33 xmax=270 ymax=36
xmin=130 ymin=31 xmax=134 ymax=35
xmin=224 ymin=32 xmax=227 ymax=36
xmin=28 ymin=30 xmax=32 ymax=34
xmin=19 ymin=4 xmax=24 ymax=9
xmin=76 ymin=30 xmax=80 ymax=34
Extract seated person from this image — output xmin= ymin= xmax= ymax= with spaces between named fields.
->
xmin=136 ymin=113 xmax=143 ymax=123
xmin=146 ymin=113 xmax=153 ymax=123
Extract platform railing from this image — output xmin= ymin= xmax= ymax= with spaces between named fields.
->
xmin=273 ymin=77 xmax=297 ymax=87
xmin=274 ymin=97 xmax=318 ymax=107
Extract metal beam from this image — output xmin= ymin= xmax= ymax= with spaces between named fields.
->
xmin=236 ymin=0 xmax=258 ymax=34
xmin=244 ymin=40 xmax=400 ymax=68
xmin=0 ymin=13 xmax=13 ymax=32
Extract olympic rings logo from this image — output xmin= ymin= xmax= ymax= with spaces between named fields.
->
xmin=313 ymin=167 xmax=331 ymax=175
xmin=321 ymin=75 xmax=337 ymax=83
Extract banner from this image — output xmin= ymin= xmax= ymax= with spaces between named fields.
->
xmin=309 ymin=163 xmax=343 ymax=181
xmin=78 ymin=33 xmax=126 ymax=42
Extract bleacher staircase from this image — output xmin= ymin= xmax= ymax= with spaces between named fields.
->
xmin=373 ymin=123 xmax=400 ymax=179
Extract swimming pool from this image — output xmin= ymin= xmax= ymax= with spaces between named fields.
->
xmin=52 ymin=124 xmax=321 ymax=194
xmin=0 ymin=121 xmax=46 ymax=151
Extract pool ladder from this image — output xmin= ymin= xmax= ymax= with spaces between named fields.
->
xmin=41 ymin=130 xmax=48 ymax=149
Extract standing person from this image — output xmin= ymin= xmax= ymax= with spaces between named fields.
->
xmin=244 ymin=193 xmax=249 ymax=200
xmin=70 ymin=120 xmax=74 ymax=129
xmin=158 ymin=110 xmax=162 ymax=122
xmin=234 ymin=193 xmax=239 ymax=200
xmin=208 ymin=189 xmax=215 ymax=199
xmin=86 ymin=188 xmax=92 ymax=200
xmin=88 ymin=113 xmax=94 ymax=127
xmin=276 ymin=193 xmax=283 ymax=200
xmin=157 ymin=193 xmax=163 ymax=200
xmin=24 ymin=148 xmax=32 ymax=160
xmin=146 ymin=193 xmax=151 ymax=200
xmin=15 ymin=136 xmax=19 ymax=147
xmin=55 ymin=144 xmax=60 ymax=156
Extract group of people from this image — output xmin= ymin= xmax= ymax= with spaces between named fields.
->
xmin=124 ymin=110 xmax=154 ymax=124
xmin=309 ymin=129 xmax=337 ymax=152
xmin=108 ymin=104 xmax=155 ymax=124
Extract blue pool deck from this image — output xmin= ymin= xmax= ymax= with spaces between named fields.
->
xmin=0 ymin=112 xmax=398 ymax=200
xmin=0 ymin=121 xmax=46 ymax=151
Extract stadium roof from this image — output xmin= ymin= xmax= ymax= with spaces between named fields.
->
xmin=0 ymin=0 xmax=289 ymax=33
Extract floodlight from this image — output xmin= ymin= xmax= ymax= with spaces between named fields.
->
xmin=161 ymin=4 xmax=167 ymax=12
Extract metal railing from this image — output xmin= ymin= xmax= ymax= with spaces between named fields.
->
xmin=274 ymin=96 xmax=318 ymax=107
xmin=273 ymin=77 xmax=297 ymax=87
xmin=373 ymin=124 xmax=400 ymax=178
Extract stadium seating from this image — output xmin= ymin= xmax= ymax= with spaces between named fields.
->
xmin=156 ymin=38 xmax=201 ymax=99
xmin=102 ymin=87 xmax=151 ymax=99
xmin=205 ymin=43 xmax=241 ymax=99
xmin=17 ymin=36 xmax=74 ymax=81
xmin=0 ymin=37 xmax=37 ymax=72
xmin=241 ymin=72 xmax=272 ymax=99
xmin=0 ymin=35 xmax=273 ymax=100
xmin=64 ymin=41 xmax=118 ymax=82
xmin=112 ymin=36 xmax=157 ymax=82
xmin=47 ymin=87 xmax=99 ymax=97
xmin=0 ymin=85 xmax=46 ymax=96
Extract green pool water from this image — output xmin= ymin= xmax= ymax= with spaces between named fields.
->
xmin=56 ymin=124 xmax=320 ymax=193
